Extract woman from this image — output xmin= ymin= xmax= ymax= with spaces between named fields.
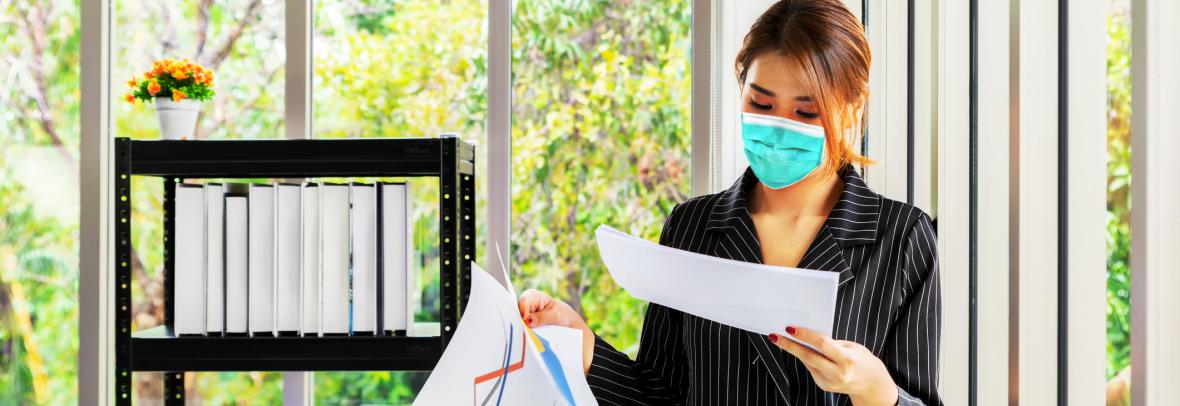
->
xmin=518 ymin=1 xmax=941 ymax=405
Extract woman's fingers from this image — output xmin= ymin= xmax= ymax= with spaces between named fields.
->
xmin=527 ymin=306 xmax=570 ymax=328
xmin=517 ymin=289 xmax=551 ymax=324
xmin=785 ymin=326 xmax=842 ymax=363
xmin=769 ymin=333 xmax=834 ymax=369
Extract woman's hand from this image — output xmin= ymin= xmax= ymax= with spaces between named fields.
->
xmin=769 ymin=326 xmax=899 ymax=406
xmin=517 ymin=289 xmax=596 ymax=375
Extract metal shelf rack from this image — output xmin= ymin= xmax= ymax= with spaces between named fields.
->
xmin=112 ymin=136 xmax=475 ymax=404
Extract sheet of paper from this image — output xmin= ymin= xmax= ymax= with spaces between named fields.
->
xmin=533 ymin=326 xmax=596 ymax=405
xmin=595 ymin=225 xmax=839 ymax=352
xmin=415 ymin=265 xmax=597 ymax=406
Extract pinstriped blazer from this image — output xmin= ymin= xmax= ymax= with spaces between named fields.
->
xmin=586 ymin=167 xmax=942 ymax=406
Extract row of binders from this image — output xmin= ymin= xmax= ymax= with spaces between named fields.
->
xmin=173 ymin=181 xmax=416 ymax=337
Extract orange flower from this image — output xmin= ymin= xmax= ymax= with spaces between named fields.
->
xmin=171 ymin=68 xmax=188 ymax=80
xmin=172 ymin=89 xmax=187 ymax=102
xmin=147 ymin=79 xmax=161 ymax=96
xmin=144 ymin=71 xmax=154 ymax=79
xmin=127 ymin=77 xmax=137 ymax=88
xmin=124 ymin=93 xmax=136 ymax=104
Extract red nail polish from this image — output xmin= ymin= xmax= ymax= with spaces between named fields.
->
xmin=786 ymin=326 xmax=797 ymax=335
xmin=769 ymin=334 xmax=778 ymax=343
xmin=526 ymin=317 xmax=533 ymax=325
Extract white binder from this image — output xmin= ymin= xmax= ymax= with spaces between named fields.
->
xmin=321 ymin=183 xmax=351 ymax=335
xmin=275 ymin=183 xmax=302 ymax=335
xmin=173 ymin=183 xmax=206 ymax=336
xmin=381 ymin=182 xmax=413 ymax=335
xmin=224 ymin=193 xmax=249 ymax=335
xmin=300 ymin=183 xmax=321 ymax=335
xmin=248 ymin=184 xmax=275 ymax=336
xmin=350 ymin=183 xmax=377 ymax=334
xmin=204 ymin=183 xmax=225 ymax=334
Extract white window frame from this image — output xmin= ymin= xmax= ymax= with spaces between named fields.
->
xmin=79 ymin=0 xmax=114 ymax=404
xmin=936 ymin=0 xmax=970 ymax=402
xmin=974 ymin=0 xmax=1012 ymax=403
xmin=1130 ymin=0 xmax=1180 ymax=403
xmin=1065 ymin=0 xmax=1108 ymax=404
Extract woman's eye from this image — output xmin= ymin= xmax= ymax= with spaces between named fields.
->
xmin=797 ymin=110 xmax=819 ymax=119
xmin=749 ymin=100 xmax=773 ymax=110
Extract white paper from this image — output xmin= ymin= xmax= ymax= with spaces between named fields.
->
xmin=380 ymin=182 xmax=411 ymax=334
xmin=415 ymin=265 xmax=597 ymax=406
xmin=275 ymin=184 xmax=302 ymax=333
xmin=224 ymin=195 xmax=249 ymax=334
xmin=320 ymin=184 xmax=350 ymax=335
xmin=595 ymin=225 xmax=839 ymax=350
xmin=532 ymin=326 xmax=596 ymax=405
xmin=300 ymin=183 xmax=321 ymax=335
xmin=350 ymin=183 xmax=377 ymax=333
xmin=204 ymin=184 xmax=225 ymax=334
xmin=247 ymin=184 xmax=275 ymax=336
xmin=173 ymin=184 xmax=205 ymax=336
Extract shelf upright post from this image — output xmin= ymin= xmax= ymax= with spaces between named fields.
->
xmin=162 ymin=175 xmax=184 ymax=404
xmin=458 ymin=142 xmax=475 ymax=312
xmin=115 ymin=138 xmax=133 ymax=405
xmin=438 ymin=135 xmax=460 ymax=344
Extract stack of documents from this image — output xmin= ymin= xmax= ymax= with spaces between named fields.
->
xmin=171 ymin=181 xmax=418 ymax=338
xmin=594 ymin=225 xmax=839 ymax=347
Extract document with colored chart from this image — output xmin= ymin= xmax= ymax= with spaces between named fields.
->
xmin=414 ymin=264 xmax=597 ymax=406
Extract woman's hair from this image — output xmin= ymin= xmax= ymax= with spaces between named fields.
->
xmin=736 ymin=0 xmax=873 ymax=175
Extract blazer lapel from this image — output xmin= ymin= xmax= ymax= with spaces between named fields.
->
xmin=710 ymin=222 xmax=796 ymax=404
xmin=705 ymin=169 xmax=795 ymax=403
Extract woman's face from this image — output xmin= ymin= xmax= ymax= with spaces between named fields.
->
xmin=739 ymin=53 xmax=821 ymax=126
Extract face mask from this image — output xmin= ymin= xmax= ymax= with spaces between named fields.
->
xmin=740 ymin=112 xmax=826 ymax=189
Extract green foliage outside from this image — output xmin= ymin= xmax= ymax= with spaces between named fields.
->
xmin=1 ymin=0 xmax=689 ymax=403
xmin=1104 ymin=2 xmax=1132 ymax=404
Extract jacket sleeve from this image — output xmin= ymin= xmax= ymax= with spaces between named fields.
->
xmin=584 ymin=205 xmax=690 ymax=405
xmin=884 ymin=214 xmax=944 ymax=406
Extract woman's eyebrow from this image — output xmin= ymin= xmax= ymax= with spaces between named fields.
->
xmin=750 ymin=82 xmax=813 ymax=102
xmin=749 ymin=83 xmax=776 ymax=97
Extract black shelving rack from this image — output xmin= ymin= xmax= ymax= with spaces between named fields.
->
xmin=113 ymin=136 xmax=476 ymax=405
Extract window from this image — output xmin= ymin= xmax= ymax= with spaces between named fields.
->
xmin=1104 ymin=0 xmax=1132 ymax=403
xmin=113 ymin=0 xmax=288 ymax=402
xmin=509 ymin=0 xmax=693 ymax=354
xmin=0 ymin=1 xmax=81 ymax=404
xmin=311 ymin=0 xmax=488 ymax=402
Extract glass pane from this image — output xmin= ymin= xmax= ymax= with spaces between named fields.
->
xmin=311 ymin=0 xmax=487 ymax=402
xmin=510 ymin=0 xmax=693 ymax=355
xmin=113 ymin=0 xmax=287 ymax=402
xmin=0 ymin=1 xmax=81 ymax=403
xmin=1104 ymin=0 xmax=1132 ymax=404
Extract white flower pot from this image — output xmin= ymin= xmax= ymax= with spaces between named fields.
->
xmin=155 ymin=98 xmax=202 ymax=140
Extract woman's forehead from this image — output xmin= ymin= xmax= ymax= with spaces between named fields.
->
xmin=747 ymin=53 xmax=808 ymax=97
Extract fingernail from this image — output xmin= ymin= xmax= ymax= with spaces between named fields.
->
xmin=768 ymin=334 xmax=778 ymax=343
xmin=786 ymin=326 xmax=797 ymax=335
xmin=526 ymin=317 xmax=533 ymax=325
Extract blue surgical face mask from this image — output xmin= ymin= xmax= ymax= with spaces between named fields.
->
xmin=740 ymin=112 xmax=826 ymax=189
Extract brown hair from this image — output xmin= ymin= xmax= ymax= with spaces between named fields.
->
xmin=736 ymin=0 xmax=873 ymax=175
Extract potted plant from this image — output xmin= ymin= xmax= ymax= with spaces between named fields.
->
xmin=125 ymin=58 xmax=215 ymax=140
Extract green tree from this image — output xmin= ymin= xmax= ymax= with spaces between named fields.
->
xmin=509 ymin=0 xmax=692 ymax=355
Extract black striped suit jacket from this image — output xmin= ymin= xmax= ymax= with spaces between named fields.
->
xmin=586 ymin=167 xmax=942 ymax=406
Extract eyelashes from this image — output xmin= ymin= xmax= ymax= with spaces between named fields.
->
xmin=749 ymin=100 xmax=773 ymax=111
xmin=748 ymin=98 xmax=820 ymax=119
